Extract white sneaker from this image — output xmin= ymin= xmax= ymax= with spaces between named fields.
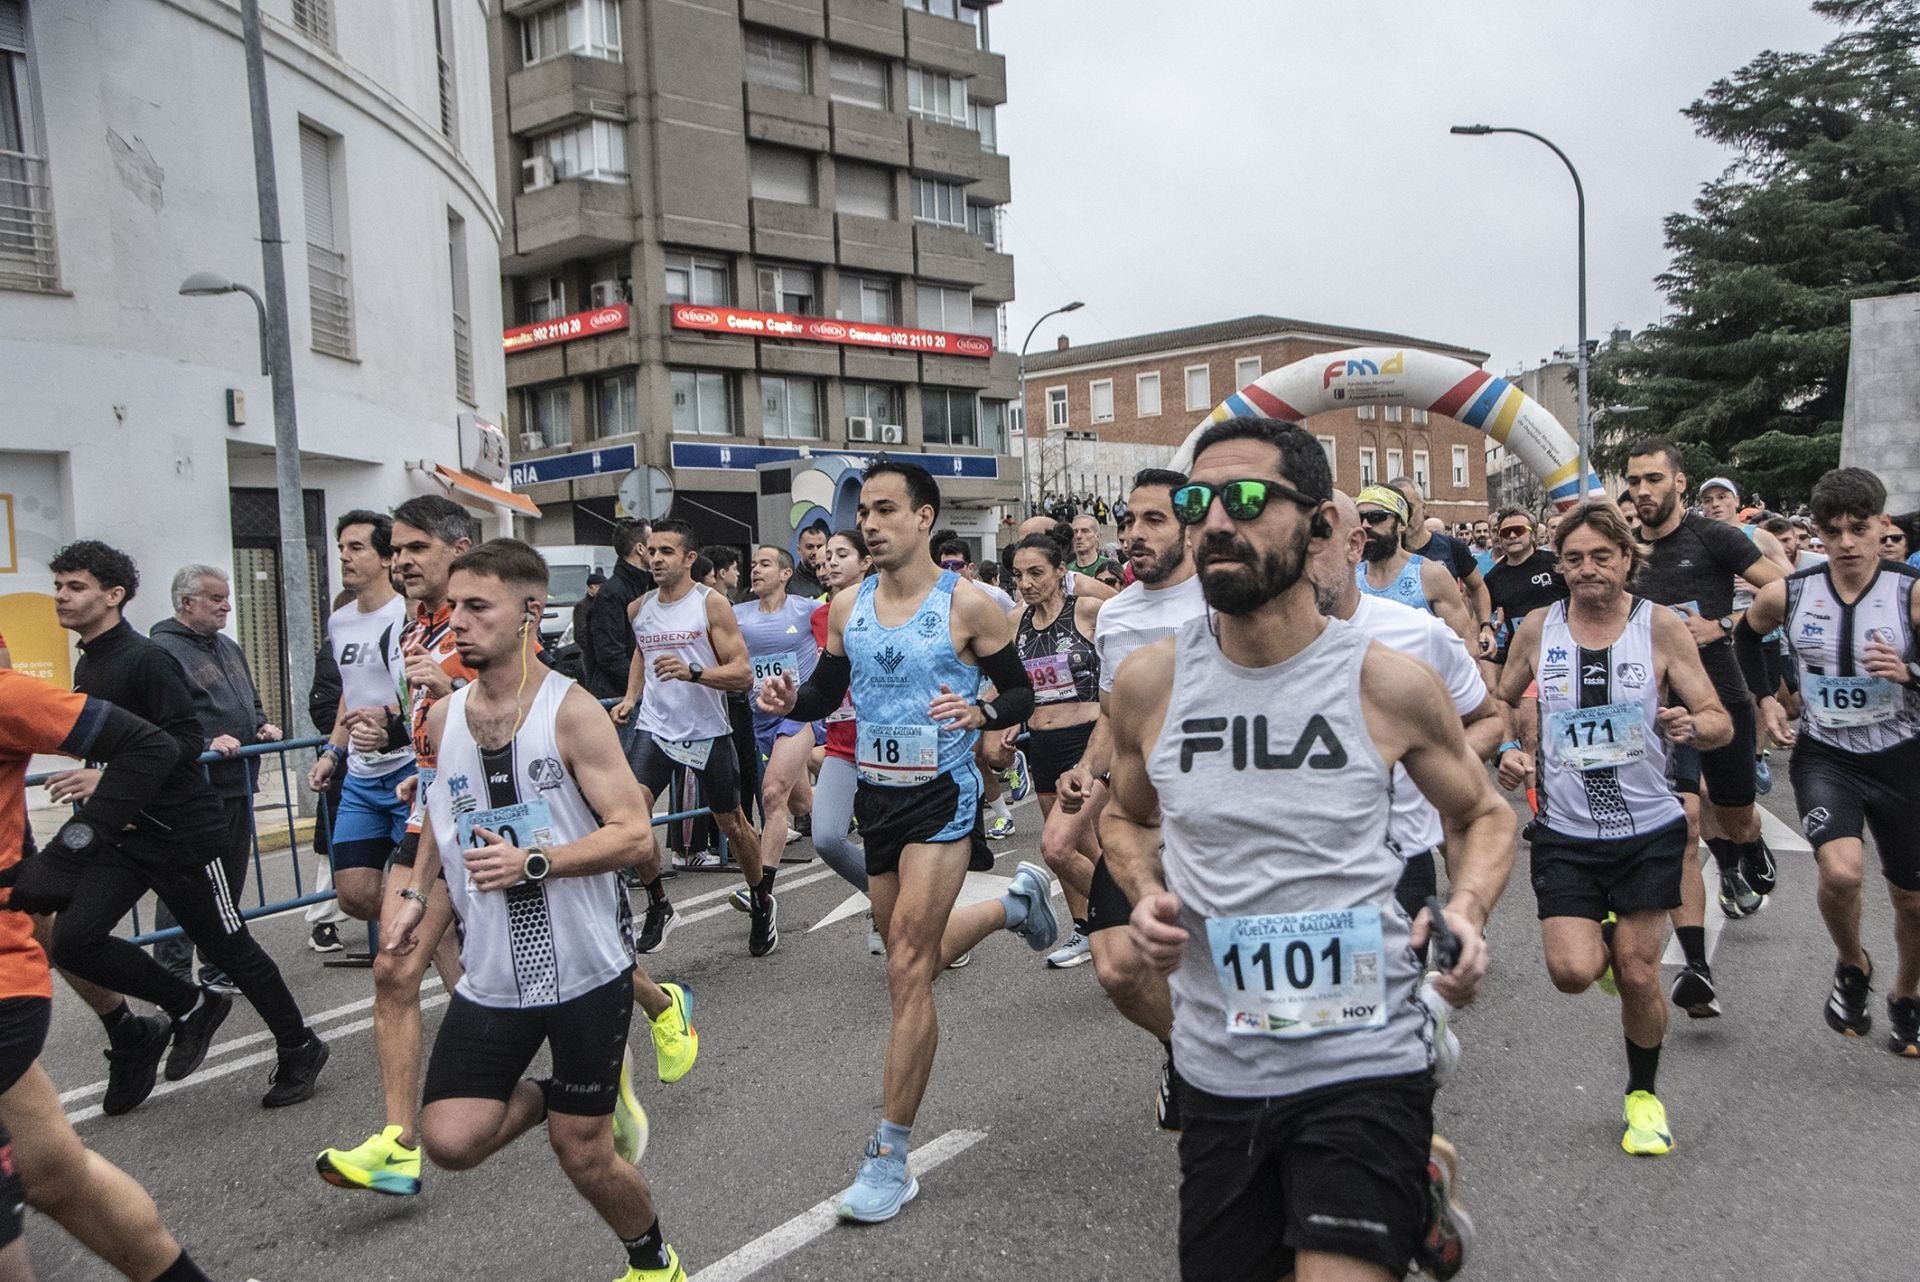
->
xmin=866 ymin=912 xmax=886 ymax=956
xmin=1420 ymin=975 xmax=1461 ymax=1083
xmin=785 ymin=827 xmax=802 ymax=845
xmin=1046 ymin=932 xmax=1092 ymax=969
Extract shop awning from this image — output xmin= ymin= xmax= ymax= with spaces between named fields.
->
xmin=432 ymin=464 xmax=540 ymax=518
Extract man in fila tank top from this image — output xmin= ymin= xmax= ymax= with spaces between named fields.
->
xmin=386 ymin=540 xmax=688 ymax=1282
xmin=612 ymin=519 xmax=770 ymax=957
xmin=1738 ymin=468 xmax=1920 ymax=1056
xmin=1496 ymin=504 xmax=1731 ymax=1157
xmin=760 ymin=460 xmax=1056 ymax=1224
xmin=1105 ymin=419 xmax=1514 ymax=1282
xmin=1355 ymin=484 xmax=1476 ymax=649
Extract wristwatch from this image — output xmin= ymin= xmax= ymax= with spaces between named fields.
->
xmin=398 ymin=886 xmax=429 ymax=907
xmin=978 ymin=698 xmax=1000 ymax=725
xmin=686 ymin=663 xmax=704 ymax=685
xmin=1717 ymin=617 xmax=1735 ymax=635
xmin=522 ymin=848 xmax=551 ymax=882
xmin=58 ymin=819 xmax=99 ymax=851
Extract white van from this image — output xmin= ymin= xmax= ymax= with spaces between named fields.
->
xmin=537 ymin=544 xmax=616 ymax=646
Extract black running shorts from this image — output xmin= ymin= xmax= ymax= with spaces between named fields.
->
xmin=628 ymin=730 xmax=742 ymax=814
xmin=1178 ymin=1072 xmax=1434 ymax=1282
xmin=1528 ymin=817 xmax=1688 ymax=920
xmin=854 ymin=768 xmax=992 ymax=878
xmin=1393 ymin=848 xmax=1438 ymax=924
xmin=1791 ymin=735 xmax=1920 ymax=891
xmin=1084 ymin=855 xmax=1134 ymax=934
xmin=422 ymin=970 xmax=633 ymax=1116
xmin=1026 ymin=719 xmax=1095 ymax=795
xmin=0 ymin=997 xmax=50 ymax=1096
xmin=0 ymin=1121 xmax=19 ymax=1251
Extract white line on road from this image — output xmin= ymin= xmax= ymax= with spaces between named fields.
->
xmin=1759 ymin=805 xmax=1812 ymax=854
xmin=688 ymin=1129 xmax=988 ymax=1282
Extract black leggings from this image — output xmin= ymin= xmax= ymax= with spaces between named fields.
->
xmin=51 ymin=828 xmax=311 ymax=1045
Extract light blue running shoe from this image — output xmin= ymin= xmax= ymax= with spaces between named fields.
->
xmin=1007 ymin=861 xmax=1059 ymax=952
xmin=999 ymin=750 xmax=1033 ymax=804
xmin=836 ymin=1133 xmax=919 ymax=1223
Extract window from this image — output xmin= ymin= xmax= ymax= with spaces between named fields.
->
xmin=1412 ymin=450 xmax=1430 ymax=496
xmin=1386 ymin=448 xmax=1403 ymax=479
xmin=840 ymin=273 xmax=893 ymax=324
xmin=1184 ymin=365 xmax=1210 ymax=411
xmin=522 ymin=275 xmax=566 ymax=323
xmin=922 ymin=388 xmax=976 ymax=446
xmin=1090 ymin=379 xmax=1114 ymax=423
xmin=757 ymin=262 xmax=816 ymax=315
xmin=980 ymin=399 xmax=1009 ymax=453
xmin=519 ymin=384 xmax=571 ymax=450
xmin=1009 ymin=402 xmax=1025 ymax=436
xmin=911 ymin=177 xmax=964 ymax=227
xmin=970 ymin=100 xmax=997 ymax=151
xmin=749 ymin=144 xmax=815 ymax=204
xmin=761 ymin=375 xmax=822 ymax=439
xmin=1452 ymin=445 xmax=1470 ymax=489
xmin=903 ymin=0 xmax=959 ymax=17
xmin=1356 ymin=404 xmax=1376 ymax=421
xmin=1384 ymin=405 xmax=1404 ymax=423
xmin=1316 ymin=435 xmax=1337 ymax=481
xmin=447 ymin=212 xmax=473 ymax=404
xmin=292 ymin=0 xmax=333 ymax=47
xmin=671 ymin=369 xmax=733 ymax=435
xmin=537 ymin=118 xmax=628 ymax=182
xmin=965 ymin=202 xmax=998 ymax=248
xmin=1045 ymin=385 xmax=1067 ymax=428
xmin=1234 ymin=355 xmax=1261 ymax=388
xmin=1359 ymin=447 xmax=1377 ymax=487
xmin=664 ymin=250 xmax=728 ymax=306
xmin=588 ymin=255 xmax=631 ymax=307
xmin=971 ymin=302 xmax=1000 ymax=342
xmin=915 ymin=282 xmax=970 ymax=331
xmin=594 ymin=373 xmax=637 ymax=438
xmin=431 ymin=0 xmax=457 ymax=139
xmin=1410 ymin=408 xmax=1430 ymax=425
xmin=1136 ymin=372 xmax=1161 ymax=417
xmin=744 ymin=28 xmax=808 ymax=92
xmin=845 ymin=381 xmax=902 ymax=426
xmin=835 ymin=160 xmax=895 ymax=218
xmin=0 ymin=2 xmax=57 ymax=292
xmin=299 ymin=123 xmax=353 ymax=359
xmin=829 ymin=50 xmax=887 ymax=108
xmin=906 ymin=67 xmax=968 ymax=124
xmin=522 ymin=0 xmax=621 ymax=64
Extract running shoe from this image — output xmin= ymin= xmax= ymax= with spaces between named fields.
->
xmin=1716 ymin=864 xmax=1765 ymax=919
xmin=1414 ymin=1134 xmax=1474 ymax=1278
xmin=636 ymin=899 xmax=677 ymax=955
xmin=748 ymin=891 xmax=779 ymax=957
xmin=677 ymin=850 xmax=723 ymax=871
xmin=1006 ymin=861 xmax=1059 ymax=951
xmin=307 ymin=921 xmax=344 ymax=953
xmin=867 ymin=911 xmax=885 ymax=957
xmin=947 ymin=950 xmax=971 ymax=970
xmin=1156 ymin=1051 xmax=1183 ymax=1132
xmin=985 ymin=814 xmax=1015 ymax=841
xmin=1419 ymin=976 xmax=1461 ymax=1083
xmin=651 ymin=983 xmax=697 ymax=1083
xmin=1670 ymin=963 xmax=1721 ymax=1019
xmin=1620 ymin=1090 xmax=1674 ymax=1156
xmin=1825 ymin=958 xmax=1874 ymax=1037
xmin=1754 ymin=752 xmax=1773 ymax=795
xmin=1046 ymin=931 xmax=1091 ymax=969
xmin=999 ymin=751 xmax=1032 ymax=804
xmin=198 ymin=964 xmax=239 ymax=995
xmin=165 ymin=989 xmax=233 ymax=1082
xmin=612 ymin=1049 xmax=650 ymax=1164
xmin=836 ymin=1132 xmax=919 ymax=1223
xmin=784 ymin=826 xmax=802 ymax=845
xmin=316 ymin=1125 xmax=423 ymax=1196
xmin=727 ymin=886 xmax=751 ymax=913
xmin=1741 ymin=839 xmax=1778 ymax=897
xmin=614 ymin=1248 xmax=686 ymax=1282
xmin=263 ymin=1035 xmax=329 ymax=1108
xmin=101 ymin=1014 xmax=172 ymax=1116
xmin=1888 ymin=995 xmax=1919 ymax=1058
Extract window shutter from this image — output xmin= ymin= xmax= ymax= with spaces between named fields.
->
xmin=299 ymin=126 xmax=334 ymax=248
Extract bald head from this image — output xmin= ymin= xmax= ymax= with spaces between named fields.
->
xmin=1018 ymin=516 xmax=1054 ymax=540
xmin=1309 ymin=490 xmax=1364 ymax=619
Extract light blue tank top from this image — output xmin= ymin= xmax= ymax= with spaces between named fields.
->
xmin=845 ymin=570 xmax=980 ymax=786
xmin=1357 ymin=553 xmax=1429 ymax=611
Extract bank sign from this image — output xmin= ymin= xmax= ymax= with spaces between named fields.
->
xmin=670 ymin=304 xmax=993 ymax=359
xmin=502 ymin=303 xmax=631 ymax=353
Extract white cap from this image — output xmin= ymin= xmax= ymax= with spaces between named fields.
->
xmin=1698 ymin=476 xmax=1739 ymax=499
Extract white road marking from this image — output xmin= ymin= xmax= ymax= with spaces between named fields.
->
xmin=810 ymin=870 xmax=1027 ymax=934
xmin=1660 ymin=850 xmax=1727 ymax=968
xmin=1759 ymin=805 xmax=1812 ymax=854
xmin=688 ymin=1128 xmax=988 ymax=1282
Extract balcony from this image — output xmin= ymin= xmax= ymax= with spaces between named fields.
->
xmin=510 ymin=179 xmax=635 ymax=273
xmin=964 ymin=47 xmax=1008 ymax=107
xmin=742 ymin=0 xmax=826 ymax=39
xmin=507 ymin=55 xmax=630 ymax=137
xmin=0 ymin=151 xmax=60 ymax=292
xmin=830 ymin=101 xmax=909 ymax=167
xmin=921 ymin=352 xmax=991 ymax=390
xmin=904 ymin=8 xmax=977 ymax=76
xmin=836 ymin=211 xmax=914 ymax=274
xmin=824 ymin=0 xmax=906 ymax=57
xmin=307 ymin=243 xmax=354 ymax=359
xmin=975 ymin=247 xmax=1015 ymax=304
xmin=745 ymin=83 xmax=830 ymax=151
xmin=750 ymin=198 xmax=836 ymax=263
xmin=907 ymin=117 xmax=988 ymax=183
xmin=971 ymin=148 xmax=1011 ymax=206
xmin=913 ymin=222 xmax=989 ymax=287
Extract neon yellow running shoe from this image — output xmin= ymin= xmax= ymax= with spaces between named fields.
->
xmin=651 ymin=983 xmax=698 ymax=1084
xmin=316 ymin=1125 xmax=422 ymax=1196
xmin=1621 ymin=1090 xmax=1674 ymax=1156
xmin=613 ymin=1246 xmax=685 ymax=1282
xmin=1596 ymin=913 xmax=1619 ymax=997
xmin=612 ymin=1050 xmax=650 ymax=1164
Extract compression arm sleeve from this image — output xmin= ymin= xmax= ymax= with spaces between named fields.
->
xmin=788 ymin=651 xmax=852 ymax=723
xmin=976 ymin=644 xmax=1034 ymax=730
xmin=71 ymin=703 xmax=180 ymax=832
xmin=1731 ymin=616 xmax=1773 ymax=699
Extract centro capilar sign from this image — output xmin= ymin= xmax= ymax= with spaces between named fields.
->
xmin=670 ymin=304 xmax=993 ymax=358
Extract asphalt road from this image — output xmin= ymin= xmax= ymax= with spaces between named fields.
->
xmin=25 ymin=766 xmax=1919 ymax=1282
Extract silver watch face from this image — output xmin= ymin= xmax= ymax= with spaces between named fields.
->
xmin=59 ymin=821 xmax=96 ymax=850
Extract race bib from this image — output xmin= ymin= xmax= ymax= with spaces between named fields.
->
xmin=657 ymin=736 xmax=715 ymax=770
xmin=752 ymin=651 xmax=799 ymax=688
xmin=455 ymin=798 xmax=556 ymax=889
xmin=1023 ymin=654 xmax=1076 ymax=703
xmin=858 ymin=722 xmax=937 ymax=785
xmin=1549 ymin=701 xmax=1649 ymax=772
xmin=1206 ymin=907 xmax=1388 ymax=1039
xmin=1805 ymin=674 xmax=1899 ymax=729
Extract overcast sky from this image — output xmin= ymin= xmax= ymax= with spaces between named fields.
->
xmin=992 ymin=0 xmax=1839 ymax=376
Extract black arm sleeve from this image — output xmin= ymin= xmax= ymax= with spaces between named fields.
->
xmin=788 ymin=651 xmax=852 ymax=723
xmin=976 ymin=643 xmax=1034 ymax=730
xmin=69 ymin=702 xmax=179 ymax=832
xmin=1731 ymin=616 xmax=1774 ymax=698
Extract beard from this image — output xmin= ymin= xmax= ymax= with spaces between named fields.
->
xmin=1131 ymin=536 xmax=1188 ymax=586
xmin=1641 ymin=490 xmax=1678 ymax=527
xmin=1196 ymin=524 xmax=1311 ymax=616
xmin=1362 ymin=530 xmax=1400 ymax=563
xmin=1311 ymin=573 xmax=1344 ymax=618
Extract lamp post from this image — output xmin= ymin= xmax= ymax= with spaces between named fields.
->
xmin=1019 ymin=300 xmax=1084 ymax=517
xmin=179 ymin=273 xmax=270 ymax=375
xmin=1450 ymin=124 xmax=1594 ymax=500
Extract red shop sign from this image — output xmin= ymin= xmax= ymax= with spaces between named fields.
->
xmin=670 ymin=304 xmax=993 ymax=359
xmin=502 ymin=303 xmax=631 ymax=353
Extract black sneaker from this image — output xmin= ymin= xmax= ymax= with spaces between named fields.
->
xmin=101 ymin=1014 xmax=172 ymax=1116
xmin=635 ymin=899 xmax=676 ymax=954
xmin=198 ymin=964 xmax=239 ymax=995
xmin=1887 ymin=996 xmax=1918 ymax=1058
xmin=748 ymin=891 xmax=779 ymax=957
xmin=1741 ymin=840 xmax=1778 ymax=897
xmin=1670 ymin=963 xmax=1722 ymax=1019
xmin=1414 ymin=1135 xmax=1474 ymax=1280
xmin=164 ymin=989 xmax=233 ymax=1082
xmin=1156 ymin=1052 xmax=1183 ymax=1132
xmin=1717 ymin=864 xmax=1765 ymax=919
xmin=307 ymin=922 xmax=344 ymax=953
xmin=1824 ymin=958 xmax=1873 ymax=1038
xmin=262 ymin=1036 xmax=330 ymax=1108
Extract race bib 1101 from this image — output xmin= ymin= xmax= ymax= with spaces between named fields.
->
xmin=1205 ymin=907 xmax=1388 ymax=1039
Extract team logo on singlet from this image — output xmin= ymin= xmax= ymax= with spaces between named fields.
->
xmin=915 ymin=612 xmax=942 ymax=637
xmin=1177 ymin=714 xmax=1347 ymax=773
xmin=874 ymin=645 xmax=907 ymax=674
xmin=1616 ymin=662 xmax=1648 ymax=687
xmin=527 ymin=757 xmax=565 ymax=791
xmin=1867 ymin=626 xmax=1897 ymax=647
xmin=447 ymin=774 xmax=478 ymax=814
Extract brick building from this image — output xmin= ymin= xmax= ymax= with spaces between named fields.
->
xmin=1020 ymin=315 xmax=1493 ymax=521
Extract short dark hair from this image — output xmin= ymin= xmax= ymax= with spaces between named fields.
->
xmin=692 ymin=554 xmax=714 ymax=582
xmin=1189 ymin=417 xmax=1333 ymax=503
xmin=614 ymin=520 xmax=650 ymax=560
xmin=1809 ymin=468 xmax=1888 ymax=526
xmin=933 ymin=536 xmax=970 ymax=562
xmin=1495 ymin=507 xmax=1532 ymax=528
xmin=830 ymin=526 xmax=869 ymax=559
xmin=976 ymin=559 xmax=1001 ymax=586
xmin=709 ymin=546 xmax=743 ymax=573
xmin=1131 ymin=467 xmax=1186 ymax=498
xmin=1761 ymin=515 xmax=1795 ymax=538
xmin=1011 ymin=533 xmax=1065 ymax=568
xmin=391 ymin=495 xmax=478 ymax=547
xmin=49 ymin=540 xmax=140 ymax=603
xmin=336 ymin=509 xmax=393 ymax=558
xmin=753 ymin=544 xmax=793 ymax=572
xmin=449 ymin=538 xmax=550 ymax=597
xmin=1624 ymin=436 xmax=1684 ymax=473
xmin=863 ymin=458 xmax=941 ymax=519
xmin=799 ymin=519 xmax=830 ymax=539
xmin=650 ymin=518 xmax=699 ymax=552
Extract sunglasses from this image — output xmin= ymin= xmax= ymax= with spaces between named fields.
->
xmin=1172 ymin=479 xmax=1320 ymax=526
xmin=1880 ymin=535 xmax=1903 ymax=545
xmin=939 ymin=558 xmax=968 ymax=569
xmin=1358 ymin=509 xmax=1398 ymax=527
xmin=1499 ymin=525 xmax=1531 ymax=537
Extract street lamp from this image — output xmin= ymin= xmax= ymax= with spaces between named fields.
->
xmin=179 ymin=272 xmax=270 ymax=376
xmin=1450 ymin=124 xmax=1596 ymax=501
xmin=1019 ymin=300 xmax=1084 ymax=517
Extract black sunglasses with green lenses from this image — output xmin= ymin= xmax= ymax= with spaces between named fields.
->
xmin=1171 ymin=479 xmax=1320 ymax=526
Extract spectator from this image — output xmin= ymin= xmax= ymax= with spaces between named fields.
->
xmin=585 ymin=520 xmax=653 ymax=703
xmin=707 ymin=547 xmax=742 ymax=600
xmin=304 ymin=590 xmax=354 ymax=952
xmin=1067 ymin=514 xmax=1113 ymax=579
xmin=787 ymin=521 xmax=829 ymax=599
xmin=571 ymin=571 xmax=605 ymax=687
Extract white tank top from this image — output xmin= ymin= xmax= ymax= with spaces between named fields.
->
xmin=631 ymin=583 xmax=729 ymax=740
xmin=1534 ymin=599 xmax=1683 ymax=840
xmin=327 ymin=595 xmax=413 ymax=778
xmin=425 ymin=672 xmax=635 ymax=1008
xmin=1784 ymin=562 xmax=1920 ymax=755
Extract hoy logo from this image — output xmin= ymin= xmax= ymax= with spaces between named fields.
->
xmin=1178 ymin=714 xmax=1347 ymax=773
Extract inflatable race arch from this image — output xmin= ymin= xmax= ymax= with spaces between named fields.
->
xmin=1169 ymin=347 xmax=1605 ymax=509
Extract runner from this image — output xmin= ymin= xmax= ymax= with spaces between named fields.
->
xmin=1101 ymin=417 xmax=1514 ymax=1281
xmin=758 ymin=459 xmax=1057 ymax=1223
xmin=1007 ymin=533 xmax=1105 ymax=969
xmin=1354 ymin=485 xmax=1476 ymax=647
xmin=1391 ymin=477 xmax=1492 ymax=640
xmin=1737 ymin=468 xmax=1920 ymax=1056
xmin=805 ymin=531 xmax=879 ymax=948
xmin=1481 ymin=509 xmax=1568 ymax=766
xmin=383 ymin=539 xmax=686 ymax=1282
xmin=612 ymin=519 xmax=770 ymax=957
xmin=1495 ymin=503 xmax=1731 ymax=1156
xmin=733 ymin=546 xmax=821 ymax=906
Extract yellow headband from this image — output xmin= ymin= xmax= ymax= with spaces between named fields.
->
xmin=1357 ymin=485 xmax=1409 ymax=522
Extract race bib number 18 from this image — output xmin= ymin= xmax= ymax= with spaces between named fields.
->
xmin=858 ymin=722 xmax=937 ymax=785
xmin=1205 ymin=907 xmax=1388 ymax=1039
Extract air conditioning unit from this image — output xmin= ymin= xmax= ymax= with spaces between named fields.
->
xmin=878 ymin=423 xmax=905 ymax=444
xmin=588 ymin=279 xmax=627 ymax=308
xmin=847 ymin=416 xmax=875 ymax=442
xmin=521 ymin=155 xmax=555 ymax=192
xmin=519 ymin=431 xmax=546 ymax=452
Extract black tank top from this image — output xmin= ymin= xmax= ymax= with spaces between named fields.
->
xmin=1016 ymin=593 xmax=1100 ymax=705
